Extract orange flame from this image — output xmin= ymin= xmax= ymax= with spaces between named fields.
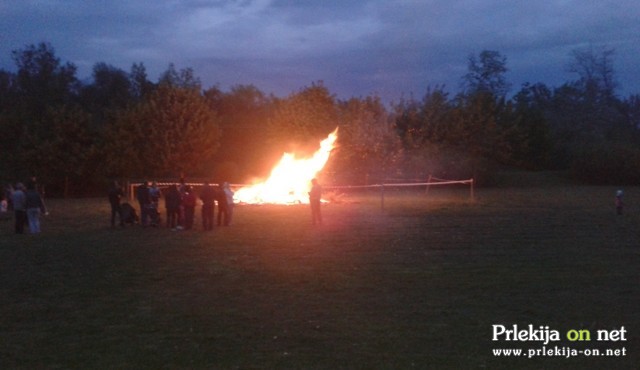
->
xmin=234 ymin=128 xmax=338 ymax=204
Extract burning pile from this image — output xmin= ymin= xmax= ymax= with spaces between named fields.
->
xmin=234 ymin=128 xmax=338 ymax=204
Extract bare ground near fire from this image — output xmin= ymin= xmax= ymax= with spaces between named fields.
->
xmin=0 ymin=173 xmax=638 ymax=369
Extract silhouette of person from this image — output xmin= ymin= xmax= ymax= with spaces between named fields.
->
xmin=200 ymin=182 xmax=215 ymax=231
xmin=108 ymin=181 xmax=124 ymax=227
xmin=309 ymin=178 xmax=322 ymax=225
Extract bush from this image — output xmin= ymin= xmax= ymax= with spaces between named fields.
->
xmin=399 ymin=145 xmax=498 ymax=186
xmin=570 ymin=142 xmax=640 ymax=185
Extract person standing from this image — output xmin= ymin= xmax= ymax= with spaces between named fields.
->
xmin=149 ymin=181 xmax=161 ymax=204
xmin=108 ymin=181 xmax=124 ymax=227
xmin=222 ymin=182 xmax=234 ymax=226
xmin=182 ymin=186 xmax=197 ymax=230
xmin=177 ymin=177 xmax=188 ymax=229
xmin=216 ymin=184 xmax=229 ymax=226
xmin=25 ymin=181 xmax=46 ymax=234
xmin=11 ymin=183 xmax=27 ymax=234
xmin=200 ymin=182 xmax=215 ymax=231
xmin=165 ymin=184 xmax=181 ymax=229
xmin=136 ymin=181 xmax=151 ymax=227
xmin=309 ymin=178 xmax=322 ymax=225
xmin=148 ymin=181 xmax=162 ymax=226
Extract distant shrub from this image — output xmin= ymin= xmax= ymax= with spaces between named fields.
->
xmin=571 ymin=142 xmax=640 ymax=185
xmin=399 ymin=145 xmax=498 ymax=186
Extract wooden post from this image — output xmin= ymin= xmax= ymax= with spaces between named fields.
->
xmin=470 ymin=178 xmax=475 ymax=201
xmin=425 ymin=174 xmax=432 ymax=195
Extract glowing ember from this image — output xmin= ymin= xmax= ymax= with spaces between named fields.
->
xmin=234 ymin=128 xmax=338 ymax=204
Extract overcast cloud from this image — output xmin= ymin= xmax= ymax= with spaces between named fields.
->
xmin=1 ymin=0 xmax=639 ymax=102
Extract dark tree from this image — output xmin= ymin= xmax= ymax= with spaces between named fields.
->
xmin=103 ymin=85 xmax=221 ymax=178
xmin=267 ymin=82 xmax=339 ymax=152
xmin=35 ymin=105 xmax=95 ymax=196
xmin=461 ymin=50 xmax=511 ymax=99
xmin=205 ymin=84 xmax=275 ymax=181
xmin=159 ymin=63 xmax=201 ymax=90
xmin=507 ymin=83 xmax=554 ymax=169
xmin=336 ymin=95 xmax=399 ymax=184
xmin=6 ymin=43 xmax=82 ymax=188
xmin=568 ymin=45 xmax=617 ymax=102
xmin=79 ymin=63 xmax=133 ymax=126
xmin=11 ymin=42 xmax=79 ymax=121
xmin=394 ymin=86 xmax=451 ymax=149
xmin=129 ymin=62 xmax=155 ymax=100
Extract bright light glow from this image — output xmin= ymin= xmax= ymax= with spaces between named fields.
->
xmin=234 ymin=128 xmax=338 ymax=204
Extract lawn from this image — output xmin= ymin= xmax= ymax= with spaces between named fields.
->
xmin=0 ymin=181 xmax=638 ymax=369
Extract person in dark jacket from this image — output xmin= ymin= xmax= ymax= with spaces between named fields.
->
xmin=216 ymin=184 xmax=229 ymax=226
xmin=108 ymin=181 xmax=124 ymax=227
xmin=25 ymin=181 xmax=46 ymax=234
xmin=136 ymin=181 xmax=151 ymax=227
xmin=182 ymin=186 xmax=197 ymax=230
xmin=11 ymin=183 xmax=27 ymax=234
xmin=165 ymin=184 xmax=181 ymax=229
xmin=200 ymin=182 xmax=215 ymax=231
xmin=120 ymin=202 xmax=139 ymax=225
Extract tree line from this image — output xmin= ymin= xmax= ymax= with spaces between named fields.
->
xmin=1 ymin=43 xmax=639 ymax=196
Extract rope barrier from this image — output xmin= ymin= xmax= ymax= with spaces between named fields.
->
xmin=324 ymin=180 xmax=472 ymax=189
xmin=289 ymin=178 xmax=476 ymax=210
xmin=127 ymin=178 xmax=475 ymax=209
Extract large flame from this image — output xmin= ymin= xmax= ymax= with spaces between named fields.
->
xmin=234 ymin=128 xmax=338 ymax=204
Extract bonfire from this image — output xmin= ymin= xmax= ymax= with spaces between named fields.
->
xmin=234 ymin=128 xmax=338 ymax=204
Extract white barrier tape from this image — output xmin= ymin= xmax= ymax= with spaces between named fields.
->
xmin=325 ymin=180 xmax=472 ymax=189
xmin=130 ymin=181 xmax=472 ymax=189
xmin=383 ymin=180 xmax=472 ymax=187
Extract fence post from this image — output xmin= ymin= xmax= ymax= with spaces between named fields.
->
xmin=470 ymin=178 xmax=475 ymax=201
xmin=425 ymin=174 xmax=432 ymax=195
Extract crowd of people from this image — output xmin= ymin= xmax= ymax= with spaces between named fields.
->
xmin=2 ymin=178 xmax=48 ymax=234
xmin=1 ymin=177 xmax=323 ymax=234
xmin=108 ymin=179 xmax=235 ymax=231
xmin=109 ymin=177 xmax=323 ymax=230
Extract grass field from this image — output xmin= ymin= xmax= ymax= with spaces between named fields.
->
xmin=0 ymin=178 xmax=638 ymax=369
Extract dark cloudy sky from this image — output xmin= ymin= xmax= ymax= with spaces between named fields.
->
xmin=1 ymin=0 xmax=639 ymax=102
